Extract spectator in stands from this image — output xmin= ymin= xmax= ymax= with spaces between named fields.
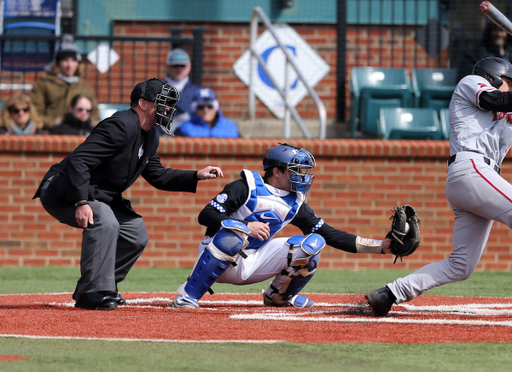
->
xmin=50 ymin=94 xmax=94 ymax=136
xmin=175 ymin=88 xmax=240 ymax=138
xmin=30 ymin=34 xmax=100 ymax=132
xmin=158 ymin=48 xmax=201 ymax=135
xmin=0 ymin=93 xmax=43 ymax=135
xmin=459 ymin=20 xmax=512 ymax=80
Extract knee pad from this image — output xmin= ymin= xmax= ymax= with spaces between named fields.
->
xmin=209 ymin=219 xmax=250 ymax=261
xmin=184 ymin=220 xmax=250 ymax=300
xmin=266 ymin=234 xmax=325 ymax=305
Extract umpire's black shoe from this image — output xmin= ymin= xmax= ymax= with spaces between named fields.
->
xmin=365 ymin=286 xmax=396 ymax=317
xmin=74 ymin=292 xmax=118 ymax=311
xmin=115 ymin=293 xmax=127 ymax=305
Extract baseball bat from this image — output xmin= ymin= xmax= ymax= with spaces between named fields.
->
xmin=480 ymin=1 xmax=512 ymax=36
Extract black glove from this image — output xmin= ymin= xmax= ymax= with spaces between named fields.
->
xmin=386 ymin=204 xmax=420 ymax=263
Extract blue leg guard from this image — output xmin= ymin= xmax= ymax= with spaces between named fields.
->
xmin=263 ymin=234 xmax=325 ymax=308
xmin=180 ymin=220 xmax=250 ymax=303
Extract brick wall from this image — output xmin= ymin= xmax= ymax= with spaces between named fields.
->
xmin=1 ymin=136 xmax=511 ymax=271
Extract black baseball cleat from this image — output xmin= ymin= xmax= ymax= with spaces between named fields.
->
xmin=74 ymin=292 xmax=118 ymax=311
xmin=365 ymin=286 xmax=396 ymax=317
xmin=115 ymin=293 xmax=127 ymax=305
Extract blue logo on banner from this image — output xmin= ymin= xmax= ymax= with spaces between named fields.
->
xmin=257 ymin=45 xmax=299 ymax=91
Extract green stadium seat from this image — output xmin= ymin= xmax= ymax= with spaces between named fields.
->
xmin=377 ymin=108 xmax=444 ymax=140
xmin=98 ymin=103 xmax=128 ymax=120
xmin=412 ymin=68 xmax=458 ymax=112
xmin=350 ymin=67 xmax=413 ymax=138
xmin=439 ymin=108 xmax=450 ymax=140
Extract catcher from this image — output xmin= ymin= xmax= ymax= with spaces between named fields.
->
xmin=171 ymin=143 xmax=410 ymax=309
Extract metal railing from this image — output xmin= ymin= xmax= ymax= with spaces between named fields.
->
xmin=0 ymin=28 xmax=204 ymax=103
xmin=249 ymin=6 xmax=327 ymax=139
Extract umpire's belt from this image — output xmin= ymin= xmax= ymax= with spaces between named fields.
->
xmin=447 ymin=151 xmax=501 ymax=175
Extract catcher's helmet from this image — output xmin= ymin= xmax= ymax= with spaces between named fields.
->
xmin=473 ymin=57 xmax=512 ymax=88
xmin=131 ymin=78 xmax=180 ymax=136
xmin=263 ymin=143 xmax=316 ymax=194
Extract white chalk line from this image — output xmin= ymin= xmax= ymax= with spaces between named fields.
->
xmin=229 ymin=313 xmax=512 ymax=327
xmin=0 ymin=334 xmax=281 ymax=344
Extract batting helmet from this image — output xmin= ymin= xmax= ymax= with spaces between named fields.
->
xmin=263 ymin=143 xmax=316 ymax=194
xmin=473 ymin=57 xmax=512 ymax=88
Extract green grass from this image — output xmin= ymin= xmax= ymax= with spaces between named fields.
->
xmin=1 ymin=338 xmax=511 ymax=372
xmin=1 ymin=266 xmax=511 ymax=297
xmin=0 ymin=267 xmax=511 ymax=371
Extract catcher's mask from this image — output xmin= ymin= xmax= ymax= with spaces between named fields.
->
xmin=131 ymin=78 xmax=180 ymax=136
xmin=263 ymin=143 xmax=316 ymax=194
xmin=473 ymin=56 xmax=512 ymax=89
xmin=154 ymin=83 xmax=180 ymax=136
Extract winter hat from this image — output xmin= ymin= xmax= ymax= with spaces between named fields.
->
xmin=56 ymin=34 xmax=82 ymax=62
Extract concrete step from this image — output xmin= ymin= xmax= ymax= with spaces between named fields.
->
xmin=236 ymin=118 xmax=351 ymax=139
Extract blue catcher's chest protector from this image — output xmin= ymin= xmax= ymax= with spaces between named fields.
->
xmin=230 ymin=170 xmax=305 ymax=249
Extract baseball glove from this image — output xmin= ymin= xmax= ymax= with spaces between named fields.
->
xmin=386 ymin=204 xmax=420 ymax=263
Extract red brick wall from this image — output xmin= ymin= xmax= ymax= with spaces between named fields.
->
xmin=2 ymin=136 xmax=511 ymax=271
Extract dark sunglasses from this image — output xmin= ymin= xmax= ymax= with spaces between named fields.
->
xmin=196 ymin=104 xmax=214 ymax=110
xmin=76 ymin=108 xmax=92 ymax=113
xmin=9 ymin=107 xmax=29 ymax=114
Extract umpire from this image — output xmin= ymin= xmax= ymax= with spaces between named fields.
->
xmin=33 ymin=78 xmax=223 ymax=310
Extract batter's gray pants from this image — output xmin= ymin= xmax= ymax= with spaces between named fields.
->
xmin=40 ymin=179 xmax=148 ymax=295
xmin=388 ymin=152 xmax=511 ymax=303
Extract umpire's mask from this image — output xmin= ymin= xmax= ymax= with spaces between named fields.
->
xmin=155 ymin=83 xmax=180 ymax=136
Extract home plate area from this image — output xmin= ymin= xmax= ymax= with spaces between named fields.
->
xmin=1 ymin=293 xmax=512 ymax=343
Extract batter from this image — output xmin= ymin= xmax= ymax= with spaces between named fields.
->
xmin=366 ymin=56 xmax=512 ymax=316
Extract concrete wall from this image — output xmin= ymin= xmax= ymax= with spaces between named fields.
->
xmin=2 ymin=135 xmax=512 ymax=271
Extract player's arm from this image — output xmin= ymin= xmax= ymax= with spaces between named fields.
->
xmin=198 ymin=179 xmax=250 ymax=236
xmin=291 ymin=204 xmax=390 ymax=254
xmin=479 ymin=90 xmax=512 ymax=111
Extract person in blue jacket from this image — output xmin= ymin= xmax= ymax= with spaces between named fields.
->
xmin=174 ymin=88 xmax=240 ymax=138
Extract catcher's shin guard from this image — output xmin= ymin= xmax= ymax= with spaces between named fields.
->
xmin=264 ymin=234 xmax=325 ymax=308
xmin=183 ymin=220 xmax=250 ymax=301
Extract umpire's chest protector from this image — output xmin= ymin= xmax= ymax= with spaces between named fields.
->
xmin=230 ymin=170 xmax=305 ymax=249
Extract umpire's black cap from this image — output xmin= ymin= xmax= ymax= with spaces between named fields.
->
xmin=130 ymin=78 xmax=166 ymax=103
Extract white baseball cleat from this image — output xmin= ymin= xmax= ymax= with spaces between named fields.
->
xmin=171 ymin=295 xmax=200 ymax=309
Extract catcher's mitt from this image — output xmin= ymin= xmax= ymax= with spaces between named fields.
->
xmin=387 ymin=204 xmax=420 ymax=263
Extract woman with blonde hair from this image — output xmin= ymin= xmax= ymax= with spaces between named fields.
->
xmin=29 ymin=34 xmax=100 ymax=131
xmin=0 ymin=93 xmax=43 ymax=135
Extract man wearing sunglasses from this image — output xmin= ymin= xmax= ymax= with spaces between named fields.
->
xmin=174 ymin=88 xmax=240 ymax=138
xmin=33 ymin=78 xmax=223 ymax=311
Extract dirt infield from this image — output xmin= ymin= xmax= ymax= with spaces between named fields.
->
xmin=0 ymin=292 xmax=511 ymax=344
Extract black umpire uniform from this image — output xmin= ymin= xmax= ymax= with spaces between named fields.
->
xmin=33 ymin=79 xmax=199 ymax=310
